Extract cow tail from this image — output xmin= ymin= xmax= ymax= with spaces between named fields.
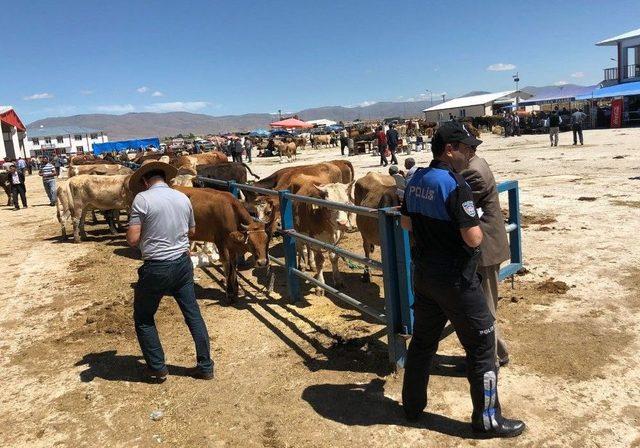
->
xmin=242 ymin=163 xmax=261 ymax=180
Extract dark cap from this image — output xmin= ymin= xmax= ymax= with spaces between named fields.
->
xmin=433 ymin=121 xmax=482 ymax=148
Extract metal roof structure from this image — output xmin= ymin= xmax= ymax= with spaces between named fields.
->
xmin=0 ymin=106 xmax=26 ymax=132
xmin=575 ymin=80 xmax=640 ymax=100
xmin=27 ymin=126 xmax=104 ymax=138
xmin=596 ymin=28 xmax=640 ymax=46
xmin=519 ymin=85 xmax=597 ymax=105
xmin=422 ymin=90 xmax=531 ymax=112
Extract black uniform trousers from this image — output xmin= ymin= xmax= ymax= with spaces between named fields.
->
xmin=402 ymin=267 xmax=502 ymax=430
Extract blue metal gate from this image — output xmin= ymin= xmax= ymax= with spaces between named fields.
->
xmin=193 ymin=176 xmax=522 ymax=368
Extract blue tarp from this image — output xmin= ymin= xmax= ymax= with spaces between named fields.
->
xmin=270 ymin=129 xmax=294 ymax=137
xmin=92 ymin=138 xmax=160 ymax=155
xmin=575 ymin=81 xmax=640 ymax=100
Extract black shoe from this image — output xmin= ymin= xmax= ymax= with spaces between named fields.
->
xmin=188 ymin=367 xmax=214 ymax=380
xmin=143 ymin=366 xmax=168 ymax=383
xmin=499 ymin=356 xmax=510 ymax=367
xmin=473 ymin=419 xmax=526 ymax=438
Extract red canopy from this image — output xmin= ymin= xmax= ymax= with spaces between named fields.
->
xmin=269 ymin=118 xmax=313 ymax=129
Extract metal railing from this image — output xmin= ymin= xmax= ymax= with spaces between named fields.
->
xmin=623 ymin=64 xmax=640 ymax=79
xmin=604 ymin=66 xmax=618 ymax=81
xmin=497 ymin=180 xmax=523 ymax=280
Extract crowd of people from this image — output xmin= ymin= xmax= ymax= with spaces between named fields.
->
xmin=2 ymin=155 xmax=62 ymax=210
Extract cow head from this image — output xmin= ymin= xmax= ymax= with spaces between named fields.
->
xmin=314 ymin=183 xmax=357 ymax=233
xmin=230 ymin=220 xmax=269 ymax=267
xmin=253 ymin=196 xmax=281 ymax=237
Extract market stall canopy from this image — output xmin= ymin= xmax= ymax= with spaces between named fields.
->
xmin=249 ymin=128 xmax=270 ymax=137
xmin=575 ymin=81 xmax=640 ymax=100
xmin=270 ymin=129 xmax=295 ymax=137
xmin=306 ymin=119 xmax=337 ymax=127
xmin=92 ymin=137 xmax=160 ymax=155
xmin=269 ymin=118 xmax=313 ymax=128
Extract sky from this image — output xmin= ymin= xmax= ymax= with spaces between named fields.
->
xmin=2 ymin=0 xmax=639 ymax=123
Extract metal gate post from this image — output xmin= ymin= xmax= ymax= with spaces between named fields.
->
xmin=279 ymin=190 xmax=301 ymax=302
xmin=392 ymin=214 xmax=414 ymax=336
xmin=378 ymin=208 xmax=408 ymax=368
xmin=227 ymin=180 xmax=240 ymax=198
xmin=508 ymin=181 xmax=522 ymax=267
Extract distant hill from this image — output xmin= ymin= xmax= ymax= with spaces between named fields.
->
xmin=27 ymin=84 xmax=588 ymax=140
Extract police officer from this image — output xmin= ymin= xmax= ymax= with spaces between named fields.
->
xmin=400 ymin=121 xmax=525 ymax=438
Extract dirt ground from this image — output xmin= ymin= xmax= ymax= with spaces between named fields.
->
xmin=1 ymin=127 xmax=640 ymax=447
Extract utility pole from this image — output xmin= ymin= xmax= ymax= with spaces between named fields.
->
xmin=426 ymin=89 xmax=433 ymax=107
xmin=441 ymin=93 xmax=446 ymax=103
xmin=512 ymin=72 xmax=520 ymax=108
xmin=278 ymin=109 xmax=282 ymax=120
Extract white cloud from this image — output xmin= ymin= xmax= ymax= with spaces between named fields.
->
xmin=487 ymin=63 xmax=516 ymax=72
xmin=145 ymin=101 xmax=209 ymax=113
xmin=23 ymin=92 xmax=54 ymax=100
xmin=571 ymin=71 xmax=585 ymax=78
xmin=358 ymin=100 xmax=377 ymax=107
xmin=80 ymin=89 xmax=94 ymax=95
xmin=151 ymin=91 xmax=164 ymax=97
xmin=136 ymin=86 xmax=149 ymax=93
xmin=95 ymin=104 xmax=135 ymax=113
xmin=554 ymin=80 xmax=569 ymax=86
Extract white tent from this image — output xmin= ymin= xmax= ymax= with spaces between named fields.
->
xmin=306 ymin=119 xmax=337 ymax=126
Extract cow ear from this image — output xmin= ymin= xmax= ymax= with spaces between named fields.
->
xmin=314 ymin=184 xmax=328 ymax=198
xmin=229 ymin=231 xmax=245 ymax=244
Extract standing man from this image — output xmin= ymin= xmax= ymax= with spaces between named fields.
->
xmin=549 ymin=107 xmax=561 ymax=147
xmin=39 ymin=157 xmax=57 ymax=206
xmin=570 ymin=108 xmax=587 ymax=146
xmin=232 ymin=139 xmax=244 ymax=163
xmin=461 ymin=147 xmax=511 ymax=367
xmin=244 ymin=137 xmax=253 ymax=162
xmin=386 ymin=123 xmax=399 ymax=165
xmin=400 ymin=121 xmax=524 ymax=438
xmin=376 ymin=126 xmax=388 ymax=167
xmin=127 ymin=162 xmax=214 ymax=382
xmin=404 ymin=157 xmax=417 ymax=184
xmin=8 ymin=165 xmax=27 ymax=210
xmin=340 ymin=128 xmax=349 ymax=156
xmin=16 ymin=157 xmax=27 ymax=174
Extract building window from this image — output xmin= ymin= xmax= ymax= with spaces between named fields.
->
xmin=45 ymin=137 xmax=52 ymax=144
xmin=74 ymin=135 xmax=82 ymax=141
xmin=76 ymin=146 xmax=84 ymax=153
xmin=459 ymin=109 xmax=466 ymax=118
xmin=56 ymin=136 xmax=63 ymax=143
xmin=32 ymin=138 xmax=40 ymax=145
xmin=90 ymin=133 xmax=98 ymax=139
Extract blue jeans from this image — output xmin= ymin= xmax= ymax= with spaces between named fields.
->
xmin=134 ymin=253 xmax=213 ymax=373
xmin=43 ymin=178 xmax=56 ymax=204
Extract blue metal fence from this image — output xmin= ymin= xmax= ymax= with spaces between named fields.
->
xmin=186 ymin=176 xmax=522 ymax=368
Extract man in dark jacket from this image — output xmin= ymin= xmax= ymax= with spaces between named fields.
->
xmin=8 ymin=165 xmax=27 ymax=210
xmin=461 ymin=148 xmax=511 ymax=366
xmin=232 ymin=139 xmax=243 ymax=163
xmin=386 ymin=124 xmax=399 ymax=165
xmin=548 ymin=107 xmax=561 ymax=147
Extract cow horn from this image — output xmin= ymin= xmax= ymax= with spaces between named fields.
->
xmin=240 ymin=223 xmax=250 ymax=230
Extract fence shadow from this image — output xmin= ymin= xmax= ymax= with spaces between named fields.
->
xmin=301 ymin=378 xmax=475 ymax=439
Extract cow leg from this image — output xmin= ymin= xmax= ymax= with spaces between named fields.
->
xmin=225 ymin=256 xmax=239 ymax=302
xmin=296 ymin=241 xmax=308 ymax=271
xmin=107 ymin=210 xmax=118 ymax=235
xmin=79 ymin=210 xmax=88 ymax=241
xmin=329 ymin=251 xmax=343 ymax=289
xmin=313 ymin=250 xmax=325 ymax=296
xmin=307 ymin=244 xmax=316 ymax=271
xmin=362 ymin=241 xmax=371 ymax=283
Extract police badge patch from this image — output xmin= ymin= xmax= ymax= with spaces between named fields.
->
xmin=462 ymin=201 xmax=476 ymax=217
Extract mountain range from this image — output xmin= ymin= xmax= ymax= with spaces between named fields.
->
xmin=27 ymin=85 xmax=587 ymax=141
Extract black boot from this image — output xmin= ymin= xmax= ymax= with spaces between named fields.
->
xmin=472 ymin=418 xmax=526 ymax=438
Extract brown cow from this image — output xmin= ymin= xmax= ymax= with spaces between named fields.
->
xmin=173 ymin=151 xmax=228 ymax=171
xmin=274 ymin=140 xmax=297 ymax=162
xmin=0 ymin=172 xmax=11 ymax=206
xmin=293 ymin=182 xmax=356 ymax=292
xmin=352 ymin=172 xmax=399 ymax=282
xmin=69 ymin=164 xmax=133 ymax=177
xmin=173 ymin=186 xmax=271 ymax=302
xmin=56 ymin=174 xmax=133 ymax=243
xmin=310 ymin=134 xmax=332 ymax=148
xmin=192 ymin=162 xmax=260 ymax=190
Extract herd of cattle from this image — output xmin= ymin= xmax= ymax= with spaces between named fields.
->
xmin=54 ymin=153 xmax=401 ymax=302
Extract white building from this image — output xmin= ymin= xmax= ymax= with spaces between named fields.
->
xmin=423 ymin=91 xmax=531 ymax=123
xmin=0 ymin=106 xmax=27 ymax=160
xmin=26 ymin=126 xmax=108 ymax=156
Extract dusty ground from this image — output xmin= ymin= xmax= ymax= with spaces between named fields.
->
xmin=1 ymin=127 xmax=639 ymax=447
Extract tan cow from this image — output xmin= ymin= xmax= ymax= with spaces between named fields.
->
xmin=56 ymin=174 xmax=133 ymax=243
xmin=275 ymin=140 xmax=297 ymax=162
xmin=293 ymin=181 xmax=356 ymax=293
xmin=310 ymin=134 xmax=332 ymax=148
xmin=352 ymin=172 xmax=400 ymax=282
xmin=69 ymin=164 xmax=133 ymax=177
xmin=173 ymin=151 xmax=228 ymax=171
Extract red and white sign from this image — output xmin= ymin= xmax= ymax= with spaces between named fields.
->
xmin=611 ymin=98 xmax=623 ymax=128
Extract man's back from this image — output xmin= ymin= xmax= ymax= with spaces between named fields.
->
xmin=130 ymin=183 xmax=194 ymax=261
xmin=571 ymin=111 xmax=586 ymax=125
